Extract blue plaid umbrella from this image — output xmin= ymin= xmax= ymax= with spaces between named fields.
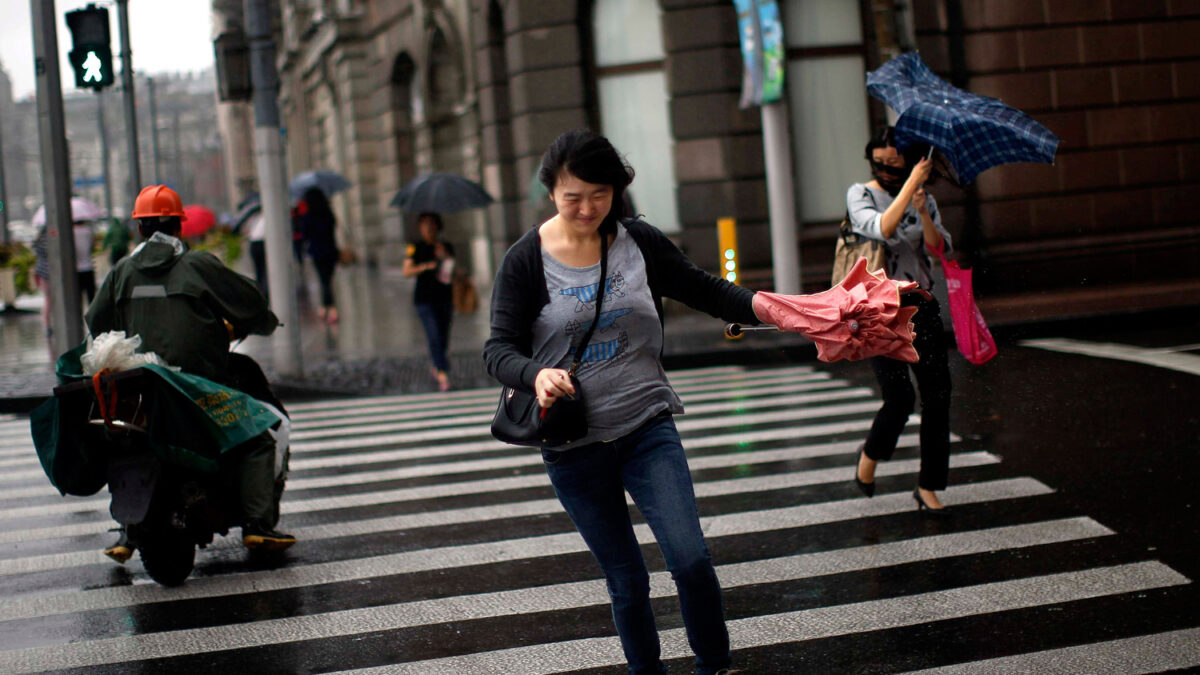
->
xmin=866 ymin=52 xmax=1059 ymax=185
xmin=289 ymin=170 xmax=351 ymax=200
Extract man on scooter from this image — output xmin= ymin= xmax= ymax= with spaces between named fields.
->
xmin=86 ymin=185 xmax=296 ymax=560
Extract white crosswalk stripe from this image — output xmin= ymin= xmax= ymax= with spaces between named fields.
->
xmin=0 ymin=364 xmax=1194 ymax=674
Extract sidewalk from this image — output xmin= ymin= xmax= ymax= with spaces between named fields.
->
xmin=0 ymin=263 xmax=810 ymax=412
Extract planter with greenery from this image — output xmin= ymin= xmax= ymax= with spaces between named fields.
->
xmin=0 ymin=243 xmax=35 ymax=308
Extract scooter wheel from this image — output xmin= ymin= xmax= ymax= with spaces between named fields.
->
xmin=139 ymin=526 xmax=196 ymax=586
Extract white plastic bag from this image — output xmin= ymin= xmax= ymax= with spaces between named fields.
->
xmin=81 ymin=331 xmax=176 ymax=375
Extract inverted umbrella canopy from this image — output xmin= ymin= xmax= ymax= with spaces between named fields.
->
xmin=391 ymin=173 xmax=493 ymax=213
xmin=866 ymin=51 xmax=1059 ymax=185
xmin=31 ymin=197 xmax=105 ymax=226
xmin=754 ymin=258 xmax=921 ymax=363
xmin=289 ymin=170 xmax=351 ymax=200
xmin=181 ymin=205 xmax=216 ymax=238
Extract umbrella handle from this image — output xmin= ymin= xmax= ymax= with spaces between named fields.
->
xmin=724 ymin=323 xmax=780 ymax=339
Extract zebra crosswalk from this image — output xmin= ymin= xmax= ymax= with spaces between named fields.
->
xmin=0 ymin=364 xmax=1194 ymax=673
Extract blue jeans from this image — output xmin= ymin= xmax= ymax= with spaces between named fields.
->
xmin=541 ymin=413 xmax=732 ymax=675
xmin=415 ymin=302 xmax=452 ymax=372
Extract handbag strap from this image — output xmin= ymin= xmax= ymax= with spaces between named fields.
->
xmin=568 ymin=233 xmax=608 ymax=374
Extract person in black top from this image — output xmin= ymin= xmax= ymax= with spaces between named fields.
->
xmin=404 ymin=212 xmax=456 ymax=391
xmin=296 ymin=188 xmax=341 ymax=324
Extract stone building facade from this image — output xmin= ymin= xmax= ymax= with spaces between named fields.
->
xmin=219 ymin=0 xmax=1200 ymax=321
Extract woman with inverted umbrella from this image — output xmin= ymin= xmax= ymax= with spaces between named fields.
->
xmin=846 ymin=126 xmax=953 ymax=515
xmin=403 ymin=212 xmax=456 ymax=391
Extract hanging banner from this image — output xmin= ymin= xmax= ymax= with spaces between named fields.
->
xmin=733 ymin=0 xmax=785 ymax=108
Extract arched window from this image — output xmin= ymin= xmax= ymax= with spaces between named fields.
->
xmin=783 ymin=0 xmax=871 ymax=222
xmin=391 ymin=52 xmax=417 ymax=183
xmin=591 ymin=0 xmax=679 ymax=233
xmin=427 ymin=24 xmax=464 ymax=119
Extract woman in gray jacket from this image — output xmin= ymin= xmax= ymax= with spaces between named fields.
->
xmin=847 ymin=126 xmax=954 ymax=514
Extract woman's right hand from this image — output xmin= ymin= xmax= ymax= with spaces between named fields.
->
xmin=908 ymin=156 xmax=933 ymax=187
xmin=535 ymin=367 xmax=576 ymax=409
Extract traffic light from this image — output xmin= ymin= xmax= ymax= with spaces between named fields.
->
xmin=66 ymin=5 xmax=115 ymax=90
xmin=717 ymin=217 xmax=739 ymax=285
xmin=214 ymin=30 xmax=252 ymax=102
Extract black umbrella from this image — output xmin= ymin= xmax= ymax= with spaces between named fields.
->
xmin=390 ymin=173 xmax=493 ymax=213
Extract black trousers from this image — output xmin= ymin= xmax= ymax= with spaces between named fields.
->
xmin=312 ymin=257 xmax=336 ymax=309
xmin=864 ymin=294 xmax=952 ymax=491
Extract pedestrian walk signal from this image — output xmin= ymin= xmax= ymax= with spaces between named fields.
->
xmin=717 ymin=217 xmax=739 ymax=285
xmin=66 ymin=5 xmax=115 ymax=91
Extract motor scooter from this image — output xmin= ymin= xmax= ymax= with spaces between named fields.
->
xmin=39 ymin=354 xmax=289 ymax=586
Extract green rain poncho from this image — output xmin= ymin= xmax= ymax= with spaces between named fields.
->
xmin=29 ymin=233 xmax=283 ymax=496
xmin=85 ymin=232 xmax=278 ymax=384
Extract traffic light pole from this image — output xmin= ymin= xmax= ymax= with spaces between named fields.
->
xmin=245 ymin=0 xmax=301 ymax=377
xmin=116 ymin=0 xmax=140 ymax=197
xmin=31 ymin=0 xmax=83 ymax=353
xmin=97 ymin=90 xmax=113 ymax=222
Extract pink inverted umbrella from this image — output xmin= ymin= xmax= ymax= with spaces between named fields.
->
xmin=181 ymin=205 xmax=215 ymax=239
xmin=752 ymin=257 xmax=922 ymax=363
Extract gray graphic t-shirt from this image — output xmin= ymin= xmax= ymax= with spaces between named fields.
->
xmin=533 ymin=225 xmax=683 ymax=448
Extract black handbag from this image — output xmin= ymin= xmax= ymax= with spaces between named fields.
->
xmin=491 ymin=235 xmax=608 ymax=447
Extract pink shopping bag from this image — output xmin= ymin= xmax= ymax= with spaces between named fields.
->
xmin=928 ymin=241 xmax=997 ymax=365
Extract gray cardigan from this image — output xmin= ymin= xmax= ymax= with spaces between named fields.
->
xmin=483 ymin=219 xmax=759 ymax=392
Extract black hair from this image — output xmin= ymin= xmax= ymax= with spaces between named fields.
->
xmin=865 ymin=125 xmax=933 ymax=167
xmin=417 ymin=212 xmax=443 ymax=231
xmin=864 ymin=126 xmax=897 ymax=160
xmin=302 ymin=187 xmax=336 ymax=224
xmin=138 ymin=216 xmax=182 ymax=239
xmin=538 ymin=129 xmax=634 ymax=234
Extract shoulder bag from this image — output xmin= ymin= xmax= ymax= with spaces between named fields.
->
xmin=490 ymin=235 xmax=608 ymax=447
xmin=831 ymin=190 xmax=887 ymax=285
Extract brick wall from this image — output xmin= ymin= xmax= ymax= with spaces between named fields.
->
xmin=915 ymin=0 xmax=1200 ymax=296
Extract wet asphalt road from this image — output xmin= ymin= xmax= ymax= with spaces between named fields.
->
xmin=0 ymin=312 xmax=1197 ymax=673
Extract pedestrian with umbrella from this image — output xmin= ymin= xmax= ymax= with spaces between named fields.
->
xmin=846 ymin=126 xmax=953 ymax=514
xmin=295 ymin=187 xmax=341 ymax=324
xmin=849 ymin=51 xmax=1060 ymax=513
xmin=394 ymin=172 xmax=492 ymax=392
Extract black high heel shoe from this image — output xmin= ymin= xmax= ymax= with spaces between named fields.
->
xmin=853 ymin=445 xmax=875 ymax=497
xmin=913 ymin=487 xmax=949 ymax=517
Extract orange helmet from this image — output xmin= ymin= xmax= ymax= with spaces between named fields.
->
xmin=131 ymin=185 xmax=187 ymax=221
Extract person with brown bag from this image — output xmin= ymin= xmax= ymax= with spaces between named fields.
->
xmin=846 ymin=126 xmax=955 ymax=514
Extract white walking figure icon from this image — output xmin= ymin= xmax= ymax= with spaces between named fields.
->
xmin=82 ymin=51 xmax=103 ymax=82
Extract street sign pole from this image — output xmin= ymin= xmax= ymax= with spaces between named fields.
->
xmin=246 ymin=0 xmax=301 ymax=376
xmin=31 ymin=0 xmax=83 ymax=353
xmin=116 ymin=0 xmax=140 ymax=198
